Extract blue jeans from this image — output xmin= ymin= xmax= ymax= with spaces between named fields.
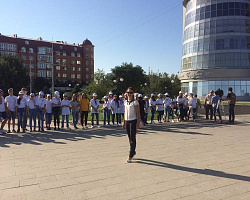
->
xmin=37 ymin=109 xmax=44 ymax=129
xmin=228 ymin=104 xmax=235 ymax=122
xmin=62 ymin=115 xmax=69 ymax=128
xmin=46 ymin=113 xmax=52 ymax=125
xmin=103 ymin=108 xmax=110 ymax=125
xmin=118 ymin=113 xmax=124 ymax=124
xmin=164 ymin=106 xmax=171 ymax=120
xmin=29 ymin=109 xmax=36 ymax=130
xmin=72 ymin=111 xmax=79 ymax=128
xmin=178 ymin=104 xmax=184 ymax=120
xmin=18 ymin=108 xmax=26 ymax=130
xmin=188 ymin=107 xmax=197 ymax=120
xmin=91 ymin=113 xmax=99 ymax=126
xmin=151 ymin=108 xmax=155 ymax=121
xmin=213 ymin=107 xmax=221 ymax=121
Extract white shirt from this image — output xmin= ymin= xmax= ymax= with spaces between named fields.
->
xmin=149 ymin=99 xmax=156 ymax=107
xmin=45 ymin=99 xmax=52 ymax=113
xmin=108 ymin=97 xmax=113 ymax=109
xmin=144 ymin=101 xmax=150 ymax=113
xmin=188 ymin=97 xmax=197 ymax=108
xmin=27 ymin=99 xmax=36 ymax=109
xmin=23 ymin=94 xmax=30 ymax=101
xmin=163 ymin=97 xmax=172 ymax=107
xmin=17 ymin=98 xmax=27 ymax=109
xmin=36 ymin=98 xmax=46 ymax=108
xmin=110 ymin=100 xmax=118 ymax=114
xmin=0 ymin=96 xmax=5 ymax=112
xmin=118 ymin=100 xmax=124 ymax=114
xmin=61 ymin=99 xmax=70 ymax=115
xmin=90 ymin=99 xmax=100 ymax=113
xmin=52 ymin=97 xmax=61 ymax=107
xmin=5 ymin=95 xmax=17 ymax=112
xmin=177 ymin=96 xmax=185 ymax=104
xmin=156 ymin=98 xmax=164 ymax=111
xmin=124 ymin=100 xmax=139 ymax=121
xmin=103 ymin=100 xmax=111 ymax=110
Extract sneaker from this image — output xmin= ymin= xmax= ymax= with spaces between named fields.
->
xmin=127 ymin=157 xmax=132 ymax=163
xmin=30 ymin=130 xmax=32 ymax=132
xmin=91 ymin=125 xmax=94 ymax=128
xmin=7 ymin=130 xmax=11 ymax=133
xmin=41 ymin=128 xmax=44 ymax=132
xmin=85 ymin=126 xmax=88 ymax=129
xmin=38 ymin=129 xmax=41 ymax=132
xmin=150 ymin=121 xmax=154 ymax=124
xmin=97 ymin=125 xmax=100 ymax=128
xmin=171 ymin=119 xmax=175 ymax=123
xmin=12 ymin=129 xmax=16 ymax=133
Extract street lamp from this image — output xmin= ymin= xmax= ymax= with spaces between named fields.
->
xmin=120 ymin=78 xmax=124 ymax=92
xmin=113 ymin=80 xmax=117 ymax=83
xmin=171 ymin=80 xmax=174 ymax=98
xmin=144 ymin=83 xmax=147 ymax=86
xmin=69 ymin=84 xmax=71 ymax=87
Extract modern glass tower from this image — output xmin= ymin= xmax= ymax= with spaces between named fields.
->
xmin=180 ymin=0 xmax=250 ymax=100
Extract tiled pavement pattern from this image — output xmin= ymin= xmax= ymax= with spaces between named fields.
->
xmin=0 ymin=115 xmax=250 ymax=200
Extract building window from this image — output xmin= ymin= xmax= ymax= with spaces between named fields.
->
xmin=71 ymin=60 xmax=75 ymax=65
xmin=86 ymin=47 xmax=89 ymax=51
xmin=91 ymin=61 xmax=93 ymax=65
xmin=47 ymin=64 xmax=53 ymax=69
xmin=30 ymin=72 xmax=34 ymax=76
xmin=29 ymin=48 xmax=33 ymax=53
xmin=77 ymin=74 xmax=81 ymax=79
xmin=29 ymin=64 xmax=34 ymax=68
xmin=86 ymin=61 xmax=89 ymax=65
xmin=62 ymin=59 xmax=67 ymax=65
xmin=77 ymin=60 xmax=81 ymax=65
xmin=71 ymin=74 xmax=75 ymax=78
xmin=77 ymin=53 xmax=81 ymax=57
xmin=74 ymin=47 xmax=77 ymax=51
xmin=57 ymin=73 xmax=61 ymax=77
xmin=47 ymin=71 xmax=52 ymax=77
xmin=22 ymin=56 xmax=26 ymax=60
xmin=25 ymin=41 xmax=29 ymax=45
xmin=37 ymin=63 xmax=46 ymax=69
xmin=63 ymin=51 xmax=66 ymax=56
xmin=29 ymin=56 xmax=34 ymax=61
xmin=56 ymin=51 xmax=60 ymax=55
xmin=85 ymin=54 xmax=89 ymax=58
xmin=91 ymin=54 xmax=93 ymax=58
xmin=56 ymin=66 xmax=60 ymax=70
xmin=72 ymin=67 xmax=75 ymax=71
xmin=60 ymin=45 xmax=63 ymax=50
xmin=38 ymin=47 xmax=46 ymax=54
xmin=86 ymin=74 xmax=89 ymax=79
xmin=56 ymin=58 xmax=60 ymax=64
xmin=63 ymin=74 xmax=67 ymax=77
xmin=71 ymin=52 xmax=75 ymax=57
xmin=77 ymin=67 xmax=81 ymax=71
xmin=47 ymin=48 xmax=52 ymax=53
xmin=37 ymin=70 xmax=46 ymax=77
xmin=62 ymin=66 xmax=67 ymax=70
xmin=86 ymin=68 xmax=89 ymax=72
xmin=91 ymin=48 xmax=93 ymax=51
xmin=21 ymin=47 xmax=26 ymax=53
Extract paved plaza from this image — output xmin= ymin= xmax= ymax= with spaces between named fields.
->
xmin=0 ymin=115 xmax=250 ymax=200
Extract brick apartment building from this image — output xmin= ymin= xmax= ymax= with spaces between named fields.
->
xmin=0 ymin=33 xmax=94 ymax=84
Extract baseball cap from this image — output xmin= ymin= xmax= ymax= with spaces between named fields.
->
xmin=19 ymin=91 xmax=24 ymax=95
xmin=165 ymin=93 xmax=169 ymax=96
xmin=63 ymin=93 xmax=67 ymax=96
xmin=179 ymin=91 xmax=183 ymax=94
xmin=30 ymin=93 xmax=35 ymax=96
xmin=47 ymin=94 xmax=51 ymax=97
xmin=39 ymin=91 xmax=44 ymax=95
xmin=158 ymin=93 xmax=162 ymax=96
xmin=138 ymin=94 xmax=143 ymax=98
xmin=119 ymin=95 xmax=123 ymax=98
xmin=55 ymin=91 xmax=60 ymax=97
xmin=109 ymin=91 xmax=113 ymax=95
xmin=93 ymin=93 xmax=97 ymax=97
xmin=104 ymin=96 xmax=108 ymax=99
xmin=144 ymin=96 xmax=148 ymax=99
xmin=151 ymin=93 xmax=155 ymax=97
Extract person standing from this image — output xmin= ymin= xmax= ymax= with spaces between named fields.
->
xmin=16 ymin=91 xmax=27 ymax=133
xmin=187 ymin=93 xmax=197 ymax=121
xmin=21 ymin=88 xmax=29 ymax=130
xmin=45 ymin=94 xmax=53 ymax=130
xmin=177 ymin=91 xmax=185 ymax=122
xmin=108 ymin=91 xmax=113 ymax=125
xmin=27 ymin=93 xmax=37 ymax=132
xmin=0 ymin=89 xmax=8 ymax=134
xmin=122 ymin=87 xmax=140 ymax=163
xmin=79 ymin=93 xmax=90 ymax=129
xmin=212 ymin=91 xmax=222 ymax=123
xmin=101 ymin=96 xmax=110 ymax=126
xmin=36 ymin=91 xmax=46 ymax=132
xmin=138 ymin=94 xmax=146 ymax=125
xmin=110 ymin=95 xmax=119 ymax=126
xmin=70 ymin=94 xmax=80 ymax=129
xmin=227 ymin=87 xmax=236 ymax=123
xmin=90 ymin=93 xmax=100 ymax=128
xmin=163 ymin=93 xmax=172 ymax=122
xmin=52 ymin=91 xmax=61 ymax=130
xmin=118 ymin=95 xmax=124 ymax=126
xmin=5 ymin=88 xmax=17 ymax=133
xmin=149 ymin=94 xmax=156 ymax=124
xmin=204 ymin=90 xmax=214 ymax=120
xmin=61 ymin=93 xmax=71 ymax=129
xmin=156 ymin=94 xmax=164 ymax=123
xmin=144 ymin=96 xmax=149 ymax=124
xmin=194 ymin=94 xmax=201 ymax=118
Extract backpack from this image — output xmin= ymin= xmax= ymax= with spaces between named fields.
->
xmin=228 ymin=92 xmax=236 ymax=105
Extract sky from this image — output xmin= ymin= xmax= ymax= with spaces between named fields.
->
xmin=0 ymin=0 xmax=183 ymax=75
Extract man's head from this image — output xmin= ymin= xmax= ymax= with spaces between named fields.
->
xmin=209 ymin=90 xmax=214 ymax=95
xmin=21 ymin=88 xmax=28 ymax=95
xmin=228 ymin=87 xmax=233 ymax=92
xmin=0 ymin=89 xmax=3 ymax=97
xmin=8 ymin=88 xmax=13 ymax=96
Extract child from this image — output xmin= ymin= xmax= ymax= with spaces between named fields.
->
xmin=70 ymin=94 xmax=80 ymax=129
xmin=61 ymin=93 xmax=71 ymax=129
xmin=27 ymin=93 xmax=37 ymax=132
xmin=163 ymin=93 xmax=172 ymax=122
xmin=90 ymin=93 xmax=100 ymax=128
xmin=17 ymin=91 xmax=27 ymax=133
xmin=110 ymin=95 xmax=119 ymax=126
xmin=36 ymin=91 xmax=46 ymax=132
xmin=101 ymin=96 xmax=110 ymax=126
xmin=45 ymin=94 xmax=52 ymax=130
xmin=117 ymin=95 xmax=124 ymax=125
xmin=149 ymin=94 xmax=156 ymax=124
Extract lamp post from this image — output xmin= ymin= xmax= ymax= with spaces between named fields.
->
xmin=171 ymin=80 xmax=174 ymax=98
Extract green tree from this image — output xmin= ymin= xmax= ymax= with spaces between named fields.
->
xmin=33 ymin=77 xmax=51 ymax=93
xmin=71 ymin=84 xmax=82 ymax=96
xmin=0 ymin=54 xmax=29 ymax=95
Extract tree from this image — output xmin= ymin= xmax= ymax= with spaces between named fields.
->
xmin=71 ymin=84 xmax=81 ymax=96
xmin=33 ymin=77 xmax=51 ymax=93
xmin=0 ymin=54 xmax=29 ymax=95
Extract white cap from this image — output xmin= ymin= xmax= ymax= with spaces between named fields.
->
xmin=30 ymin=93 xmax=35 ymax=96
xmin=63 ymin=93 xmax=67 ymax=96
xmin=119 ymin=95 xmax=123 ymax=98
xmin=158 ymin=93 xmax=162 ymax=96
xmin=151 ymin=93 xmax=155 ymax=97
xmin=144 ymin=96 xmax=148 ymax=99
xmin=185 ymin=92 xmax=188 ymax=96
xmin=93 ymin=93 xmax=97 ymax=97
xmin=165 ymin=93 xmax=169 ymax=96
xmin=39 ymin=91 xmax=44 ymax=95
xmin=138 ymin=94 xmax=143 ymax=98
xmin=55 ymin=91 xmax=60 ymax=97
xmin=47 ymin=94 xmax=51 ymax=97
xmin=179 ymin=91 xmax=183 ymax=94
xmin=104 ymin=96 xmax=108 ymax=99
xmin=18 ymin=91 xmax=24 ymax=95
xmin=109 ymin=91 xmax=113 ymax=95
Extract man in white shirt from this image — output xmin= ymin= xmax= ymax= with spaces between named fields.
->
xmin=36 ymin=91 xmax=46 ymax=131
xmin=90 ymin=93 xmax=100 ymax=128
xmin=188 ymin=93 xmax=197 ymax=121
xmin=5 ymin=88 xmax=18 ymax=133
xmin=156 ymin=94 xmax=164 ymax=123
xmin=0 ymin=89 xmax=8 ymax=134
xmin=21 ymin=88 xmax=29 ymax=130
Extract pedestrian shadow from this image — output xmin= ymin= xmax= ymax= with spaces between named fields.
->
xmin=134 ymin=158 xmax=250 ymax=182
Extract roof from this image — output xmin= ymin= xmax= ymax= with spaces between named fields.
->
xmin=183 ymin=0 xmax=190 ymax=7
xmin=82 ymin=39 xmax=93 ymax=45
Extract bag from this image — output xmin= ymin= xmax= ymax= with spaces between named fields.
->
xmin=228 ymin=92 xmax=236 ymax=105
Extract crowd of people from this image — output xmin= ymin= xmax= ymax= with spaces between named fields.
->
xmin=0 ymin=86 xmax=237 ymax=135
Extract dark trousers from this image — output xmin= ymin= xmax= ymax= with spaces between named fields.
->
xmin=213 ymin=107 xmax=221 ymax=121
xmin=112 ymin=113 xmax=118 ymax=124
xmin=140 ymin=111 xmax=145 ymax=124
xmin=178 ymin=104 xmax=184 ymax=120
xmin=17 ymin=108 xmax=26 ymax=130
xmin=52 ymin=107 xmax=60 ymax=128
xmin=91 ymin=113 xmax=99 ymax=126
xmin=125 ymin=119 xmax=137 ymax=158
xmin=118 ymin=113 xmax=124 ymax=124
xmin=206 ymin=105 xmax=213 ymax=120
xmin=157 ymin=110 xmax=164 ymax=122
xmin=81 ymin=111 xmax=88 ymax=126
xmin=151 ymin=108 xmax=155 ymax=121
xmin=228 ymin=104 xmax=235 ymax=122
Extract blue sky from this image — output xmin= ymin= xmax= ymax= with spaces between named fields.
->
xmin=0 ymin=0 xmax=183 ymax=75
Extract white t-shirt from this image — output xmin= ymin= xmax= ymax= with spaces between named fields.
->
xmin=27 ymin=99 xmax=36 ymax=109
xmin=23 ymin=94 xmax=30 ymax=101
xmin=90 ymin=99 xmax=100 ymax=113
xmin=108 ymin=97 xmax=113 ymax=109
xmin=177 ymin=96 xmax=185 ymax=104
xmin=188 ymin=97 xmax=197 ymax=108
xmin=118 ymin=100 xmax=124 ymax=114
xmin=163 ymin=97 xmax=172 ymax=107
xmin=149 ymin=99 xmax=156 ymax=107
xmin=156 ymin=98 xmax=164 ymax=111
xmin=52 ymin=97 xmax=61 ymax=107
xmin=61 ymin=100 xmax=70 ymax=115
xmin=144 ymin=101 xmax=150 ymax=113
xmin=124 ymin=100 xmax=139 ymax=121
xmin=5 ymin=95 xmax=17 ymax=112
xmin=103 ymin=100 xmax=110 ymax=110
xmin=0 ymin=96 xmax=5 ymax=112
xmin=45 ymin=99 xmax=52 ymax=113
xmin=17 ymin=98 xmax=27 ymax=109
xmin=110 ymin=100 xmax=118 ymax=114
xmin=36 ymin=98 xmax=46 ymax=109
